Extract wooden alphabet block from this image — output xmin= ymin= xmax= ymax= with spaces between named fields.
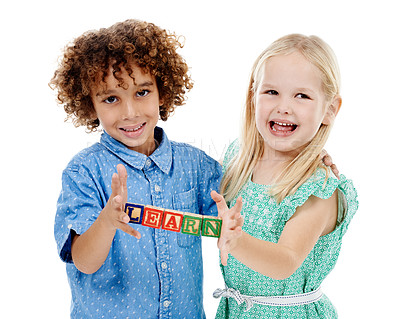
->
xmin=181 ymin=213 xmax=203 ymax=236
xmin=123 ymin=201 xmax=223 ymax=238
xmin=201 ymin=216 xmax=222 ymax=238
xmin=162 ymin=209 xmax=184 ymax=232
xmin=125 ymin=203 xmax=145 ymax=224
xmin=142 ymin=206 xmax=164 ymax=229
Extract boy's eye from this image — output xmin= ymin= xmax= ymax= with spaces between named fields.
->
xmin=137 ymin=90 xmax=150 ymax=97
xmin=104 ymin=96 xmax=118 ymax=104
xmin=295 ymin=93 xmax=311 ymax=99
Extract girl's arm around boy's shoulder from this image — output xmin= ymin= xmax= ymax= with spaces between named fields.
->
xmin=217 ymin=189 xmax=339 ymax=280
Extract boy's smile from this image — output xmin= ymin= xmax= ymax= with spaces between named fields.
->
xmin=91 ymin=64 xmax=161 ymax=156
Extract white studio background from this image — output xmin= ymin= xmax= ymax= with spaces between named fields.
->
xmin=1 ymin=0 xmax=398 ymax=317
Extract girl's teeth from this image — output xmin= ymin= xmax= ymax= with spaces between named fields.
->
xmin=271 ymin=121 xmax=297 ymax=132
xmin=275 ymin=121 xmax=295 ymax=126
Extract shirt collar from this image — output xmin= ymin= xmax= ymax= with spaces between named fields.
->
xmin=100 ymin=126 xmax=172 ymax=174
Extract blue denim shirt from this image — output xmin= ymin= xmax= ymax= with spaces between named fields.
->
xmin=54 ymin=127 xmax=222 ymax=319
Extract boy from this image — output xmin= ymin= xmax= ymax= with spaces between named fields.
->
xmin=52 ymin=19 xmax=221 ymax=318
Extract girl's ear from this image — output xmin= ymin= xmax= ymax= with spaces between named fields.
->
xmin=322 ymin=95 xmax=342 ymax=125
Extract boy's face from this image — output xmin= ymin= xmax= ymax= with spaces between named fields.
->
xmin=91 ymin=64 xmax=161 ymax=156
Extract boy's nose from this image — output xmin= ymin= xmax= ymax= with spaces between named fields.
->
xmin=122 ymin=99 xmax=140 ymax=119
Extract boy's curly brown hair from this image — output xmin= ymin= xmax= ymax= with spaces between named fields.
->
xmin=50 ymin=19 xmax=193 ymax=131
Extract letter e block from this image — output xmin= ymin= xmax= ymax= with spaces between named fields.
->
xmin=202 ymin=216 xmax=222 ymax=238
xmin=142 ymin=206 xmax=164 ymax=229
xmin=181 ymin=213 xmax=203 ymax=236
xmin=125 ymin=203 xmax=145 ymax=224
xmin=162 ymin=210 xmax=184 ymax=232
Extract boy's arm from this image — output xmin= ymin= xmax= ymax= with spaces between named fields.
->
xmin=71 ymin=164 xmax=141 ymax=274
xmin=321 ymin=150 xmax=339 ymax=178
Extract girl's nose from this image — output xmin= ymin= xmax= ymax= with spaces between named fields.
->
xmin=276 ymin=97 xmax=293 ymax=115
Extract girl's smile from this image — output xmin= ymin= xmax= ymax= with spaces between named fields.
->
xmin=255 ymin=51 xmax=332 ymax=158
xmin=269 ymin=120 xmax=298 ymax=136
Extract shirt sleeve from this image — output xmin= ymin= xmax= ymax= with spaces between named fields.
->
xmin=222 ymin=139 xmax=239 ymax=174
xmin=54 ymin=165 xmax=105 ymax=263
xmin=198 ymin=152 xmax=223 ymax=217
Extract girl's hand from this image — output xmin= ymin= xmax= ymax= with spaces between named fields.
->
xmin=211 ymin=191 xmax=244 ymax=266
xmin=99 ymin=164 xmax=141 ymax=239
xmin=321 ymin=149 xmax=339 ymax=179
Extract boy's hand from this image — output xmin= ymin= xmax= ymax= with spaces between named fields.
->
xmin=211 ymin=191 xmax=244 ymax=266
xmin=100 ymin=164 xmax=141 ymax=239
xmin=321 ymin=149 xmax=339 ymax=179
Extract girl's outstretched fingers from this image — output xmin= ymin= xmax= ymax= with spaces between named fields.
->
xmin=211 ymin=190 xmax=228 ymax=216
xmin=216 ymin=195 xmax=244 ymax=266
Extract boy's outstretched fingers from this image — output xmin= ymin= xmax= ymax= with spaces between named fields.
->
xmin=116 ymin=164 xmax=128 ymax=202
xmin=112 ymin=195 xmax=141 ymax=239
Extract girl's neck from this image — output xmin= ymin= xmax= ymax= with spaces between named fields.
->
xmin=252 ymin=145 xmax=299 ymax=185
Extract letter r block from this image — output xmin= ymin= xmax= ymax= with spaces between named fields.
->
xmin=181 ymin=213 xmax=203 ymax=236
xmin=162 ymin=210 xmax=184 ymax=232
xmin=142 ymin=206 xmax=164 ymax=229
xmin=202 ymin=216 xmax=222 ymax=238
xmin=125 ymin=203 xmax=145 ymax=224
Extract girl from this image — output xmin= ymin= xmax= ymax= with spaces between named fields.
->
xmin=211 ymin=34 xmax=358 ymax=318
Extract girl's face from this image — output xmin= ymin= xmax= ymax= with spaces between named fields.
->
xmin=91 ymin=64 xmax=161 ymax=156
xmin=255 ymin=51 xmax=333 ymax=158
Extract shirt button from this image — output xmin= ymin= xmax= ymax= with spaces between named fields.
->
xmin=161 ymin=262 xmax=168 ymax=269
xmin=163 ymin=300 xmax=171 ymax=307
xmin=155 ymin=185 xmax=161 ymax=192
xmin=145 ymin=159 xmax=151 ymax=167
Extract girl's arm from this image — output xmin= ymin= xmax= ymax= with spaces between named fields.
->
xmin=71 ymin=164 xmax=141 ymax=274
xmin=213 ymin=190 xmax=338 ymax=280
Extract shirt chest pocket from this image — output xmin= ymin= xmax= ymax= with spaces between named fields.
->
xmin=173 ymin=188 xmax=200 ymax=248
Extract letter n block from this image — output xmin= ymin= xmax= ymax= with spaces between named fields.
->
xmin=162 ymin=209 xmax=184 ymax=232
xmin=202 ymin=216 xmax=222 ymax=238
xmin=125 ymin=203 xmax=145 ymax=224
xmin=142 ymin=206 xmax=164 ymax=229
xmin=181 ymin=213 xmax=203 ymax=236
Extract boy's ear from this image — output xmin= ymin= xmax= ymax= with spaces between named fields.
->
xmin=88 ymin=106 xmax=98 ymax=121
xmin=322 ymin=95 xmax=342 ymax=125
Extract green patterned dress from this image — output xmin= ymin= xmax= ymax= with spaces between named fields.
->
xmin=215 ymin=141 xmax=358 ymax=319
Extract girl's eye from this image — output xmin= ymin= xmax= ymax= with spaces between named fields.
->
xmin=295 ymin=93 xmax=311 ymax=99
xmin=137 ymin=90 xmax=150 ymax=97
xmin=265 ymin=90 xmax=278 ymax=95
xmin=104 ymin=96 xmax=118 ymax=104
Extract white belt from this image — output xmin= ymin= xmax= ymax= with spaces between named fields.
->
xmin=213 ymin=286 xmax=323 ymax=312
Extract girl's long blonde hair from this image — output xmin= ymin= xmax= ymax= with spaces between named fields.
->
xmin=220 ymin=34 xmax=341 ymax=203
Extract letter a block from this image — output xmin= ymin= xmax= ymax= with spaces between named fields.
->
xmin=181 ymin=213 xmax=203 ymax=236
xmin=142 ymin=206 xmax=164 ymax=229
xmin=202 ymin=216 xmax=222 ymax=238
xmin=125 ymin=203 xmax=145 ymax=224
xmin=162 ymin=210 xmax=184 ymax=232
